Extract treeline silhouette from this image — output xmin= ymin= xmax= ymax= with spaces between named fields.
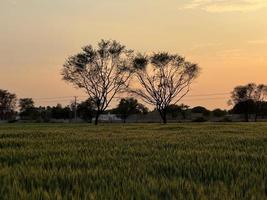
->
xmin=1 ymin=88 xmax=267 ymax=123
xmin=1 ymin=39 xmax=267 ymax=124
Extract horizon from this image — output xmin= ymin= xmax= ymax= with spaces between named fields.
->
xmin=1 ymin=0 xmax=267 ymax=109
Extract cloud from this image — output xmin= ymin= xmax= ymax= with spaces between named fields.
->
xmin=247 ymin=39 xmax=267 ymax=45
xmin=182 ymin=0 xmax=267 ymax=13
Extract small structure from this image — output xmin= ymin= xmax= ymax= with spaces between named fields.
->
xmin=93 ymin=113 xmax=122 ymax=123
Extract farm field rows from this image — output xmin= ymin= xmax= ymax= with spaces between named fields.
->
xmin=0 ymin=123 xmax=266 ymax=199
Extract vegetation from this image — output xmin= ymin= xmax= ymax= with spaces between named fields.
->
xmin=0 ymin=123 xmax=266 ymax=199
xmin=131 ymin=53 xmax=200 ymax=124
xmin=62 ymin=40 xmax=134 ymax=125
xmin=230 ymin=83 xmax=267 ymax=122
xmin=191 ymin=106 xmax=211 ymax=117
xmin=77 ymin=98 xmax=96 ymax=123
xmin=0 ymin=89 xmax=17 ymax=120
xmin=113 ymin=98 xmax=148 ymax=123
xmin=19 ymin=98 xmax=39 ymax=120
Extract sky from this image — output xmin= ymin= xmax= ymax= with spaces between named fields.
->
xmin=1 ymin=0 xmax=267 ymax=109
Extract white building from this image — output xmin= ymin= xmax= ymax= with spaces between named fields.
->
xmin=93 ymin=113 xmax=122 ymax=123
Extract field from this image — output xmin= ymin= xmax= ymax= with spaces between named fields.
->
xmin=0 ymin=123 xmax=266 ymax=199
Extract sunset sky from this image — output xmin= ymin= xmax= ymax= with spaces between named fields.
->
xmin=1 ymin=0 xmax=267 ymax=109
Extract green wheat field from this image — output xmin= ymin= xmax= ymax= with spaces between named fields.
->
xmin=0 ymin=123 xmax=266 ymax=199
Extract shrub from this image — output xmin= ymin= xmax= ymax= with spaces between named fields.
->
xmin=192 ymin=117 xmax=207 ymax=122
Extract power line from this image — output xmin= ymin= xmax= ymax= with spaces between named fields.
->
xmin=24 ymin=92 xmax=231 ymax=101
xmin=19 ymin=91 xmax=232 ymax=106
xmin=186 ymin=92 xmax=230 ymax=97
xmin=25 ymin=96 xmax=73 ymax=100
xmin=36 ymin=99 xmax=74 ymax=103
xmin=182 ymin=97 xmax=229 ymax=101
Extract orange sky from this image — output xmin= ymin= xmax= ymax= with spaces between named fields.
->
xmin=1 ymin=0 xmax=267 ymax=109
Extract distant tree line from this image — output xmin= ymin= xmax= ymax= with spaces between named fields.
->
xmin=1 ymin=87 xmax=266 ymax=123
xmin=229 ymin=83 xmax=267 ymax=122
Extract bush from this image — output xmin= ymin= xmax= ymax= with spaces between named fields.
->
xmin=192 ymin=117 xmax=207 ymax=122
xmin=212 ymin=109 xmax=227 ymax=117
xmin=218 ymin=117 xmax=232 ymax=122
xmin=8 ymin=119 xmax=18 ymax=123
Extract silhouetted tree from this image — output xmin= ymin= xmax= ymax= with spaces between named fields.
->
xmin=19 ymin=98 xmax=39 ymax=120
xmin=230 ymin=83 xmax=267 ymax=122
xmin=51 ymin=104 xmax=71 ymax=120
xmin=253 ymin=84 xmax=267 ymax=121
xmin=166 ymin=104 xmax=190 ymax=119
xmin=191 ymin=106 xmax=210 ymax=117
xmin=231 ymin=100 xmax=255 ymax=121
xmin=113 ymin=98 xmax=148 ymax=123
xmin=260 ymin=102 xmax=267 ymax=117
xmin=212 ymin=108 xmax=227 ymax=118
xmin=62 ymin=40 xmax=133 ymax=125
xmin=77 ymin=98 xmax=96 ymax=123
xmin=19 ymin=98 xmax=34 ymax=112
xmin=0 ymin=89 xmax=17 ymax=120
xmin=131 ymin=52 xmax=199 ymax=124
xmin=166 ymin=104 xmax=181 ymax=119
xmin=179 ymin=104 xmax=190 ymax=119
xmin=37 ymin=106 xmax=50 ymax=122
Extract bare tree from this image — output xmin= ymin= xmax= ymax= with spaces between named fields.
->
xmin=62 ymin=40 xmax=134 ymax=125
xmin=130 ymin=52 xmax=200 ymax=124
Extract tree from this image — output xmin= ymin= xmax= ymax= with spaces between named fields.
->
xmin=51 ymin=104 xmax=71 ymax=120
xmin=0 ymin=89 xmax=17 ymax=120
xmin=19 ymin=98 xmax=39 ymax=120
xmin=131 ymin=52 xmax=199 ymax=124
xmin=166 ymin=104 xmax=190 ymax=119
xmin=113 ymin=98 xmax=148 ymax=123
xmin=212 ymin=108 xmax=227 ymax=118
xmin=231 ymin=100 xmax=255 ymax=122
xmin=166 ymin=104 xmax=181 ymax=119
xmin=253 ymin=84 xmax=267 ymax=121
xmin=62 ymin=40 xmax=133 ymax=125
xmin=230 ymin=83 xmax=267 ymax=122
xmin=19 ymin=98 xmax=34 ymax=112
xmin=191 ymin=106 xmax=211 ymax=117
xmin=179 ymin=104 xmax=190 ymax=119
xmin=260 ymin=102 xmax=267 ymax=117
xmin=77 ymin=98 xmax=96 ymax=123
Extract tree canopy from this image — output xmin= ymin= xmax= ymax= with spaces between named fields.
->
xmin=130 ymin=52 xmax=200 ymax=123
xmin=230 ymin=83 xmax=267 ymax=121
xmin=113 ymin=98 xmax=148 ymax=123
xmin=0 ymin=89 xmax=17 ymax=120
xmin=62 ymin=40 xmax=134 ymax=125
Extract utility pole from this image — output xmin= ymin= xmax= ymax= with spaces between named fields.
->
xmin=74 ymin=96 xmax=77 ymax=123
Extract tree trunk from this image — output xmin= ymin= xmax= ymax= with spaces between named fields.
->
xmin=182 ymin=112 xmax=186 ymax=120
xmin=255 ymin=113 xmax=258 ymax=122
xmin=255 ymin=103 xmax=260 ymax=122
xmin=158 ymin=109 xmax=167 ymax=124
xmin=245 ymin=112 xmax=249 ymax=122
xmin=162 ymin=114 xmax=167 ymax=124
xmin=94 ymin=112 xmax=100 ymax=125
xmin=161 ymin=111 xmax=167 ymax=124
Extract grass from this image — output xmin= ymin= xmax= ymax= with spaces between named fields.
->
xmin=0 ymin=123 xmax=266 ymax=199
